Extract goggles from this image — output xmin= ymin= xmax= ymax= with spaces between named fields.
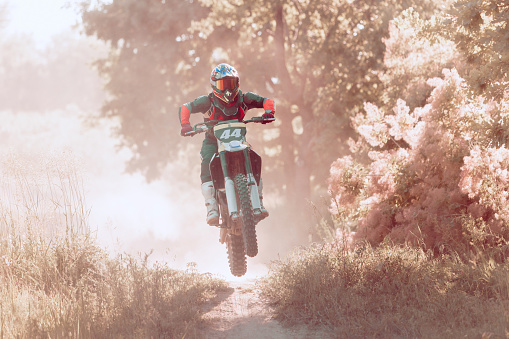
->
xmin=215 ymin=77 xmax=238 ymax=91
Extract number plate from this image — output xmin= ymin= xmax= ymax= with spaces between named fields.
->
xmin=214 ymin=122 xmax=246 ymax=143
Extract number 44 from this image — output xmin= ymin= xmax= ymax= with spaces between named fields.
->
xmin=220 ymin=128 xmax=242 ymax=139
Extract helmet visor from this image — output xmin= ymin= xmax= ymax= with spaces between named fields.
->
xmin=216 ymin=77 xmax=238 ymax=91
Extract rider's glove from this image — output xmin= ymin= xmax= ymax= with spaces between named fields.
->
xmin=180 ymin=123 xmax=192 ymax=136
xmin=262 ymin=110 xmax=275 ymax=124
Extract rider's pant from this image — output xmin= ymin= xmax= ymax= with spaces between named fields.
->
xmin=200 ymin=135 xmax=218 ymax=183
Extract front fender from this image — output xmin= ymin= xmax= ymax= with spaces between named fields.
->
xmin=210 ymin=149 xmax=262 ymax=190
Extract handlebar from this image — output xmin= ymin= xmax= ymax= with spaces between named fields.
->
xmin=184 ymin=117 xmax=275 ymax=137
xmin=245 ymin=116 xmax=276 ymax=124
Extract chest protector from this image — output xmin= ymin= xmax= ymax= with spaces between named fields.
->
xmin=205 ymin=91 xmax=247 ymax=121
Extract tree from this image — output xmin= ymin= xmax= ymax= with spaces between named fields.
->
xmin=80 ymin=0 xmax=212 ymax=179
xmin=192 ymin=0 xmax=442 ymax=226
xmin=330 ymin=68 xmax=509 ymax=255
xmin=380 ymin=8 xmax=460 ymax=111
xmin=328 ymin=3 xmax=509 ymax=255
xmin=80 ymin=0 xmax=441 ymax=230
xmin=427 ymin=0 xmax=509 ymax=100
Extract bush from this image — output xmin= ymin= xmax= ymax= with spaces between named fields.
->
xmin=0 ymin=152 xmax=226 ymax=338
xmin=259 ymin=243 xmax=509 ymax=338
xmin=328 ymin=19 xmax=509 ymax=254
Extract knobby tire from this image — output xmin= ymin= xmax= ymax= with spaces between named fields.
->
xmin=219 ymin=191 xmax=247 ymax=277
xmin=227 ymin=233 xmax=247 ymax=277
xmin=234 ymin=173 xmax=258 ymax=257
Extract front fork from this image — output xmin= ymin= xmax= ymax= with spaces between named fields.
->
xmin=219 ymin=149 xmax=262 ymax=221
xmin=243 ymin=150 xmax=262 ymax=214
xmin=220 ymin=152 xmax=238 ymax=221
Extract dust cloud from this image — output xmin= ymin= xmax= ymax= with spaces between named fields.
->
xmin=0 ymin=3 xmax=308 ymax=280
xmin=0 ymin=109 xmax=287 ymax=280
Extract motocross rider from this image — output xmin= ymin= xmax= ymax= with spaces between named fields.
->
xmin=179 ymin=63 xmax=276 ymax=226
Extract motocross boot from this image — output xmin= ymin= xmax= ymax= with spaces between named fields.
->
xmin=201 ymin=181 xmax=220 ymax=226
xmin=258 ymin=179 xmax=269 ymax=219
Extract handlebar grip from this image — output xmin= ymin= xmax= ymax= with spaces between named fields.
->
xmin=245 ymin=117 xmax=275 ymax=123
xmin=184 ymin=125 xmax=210 ymax=136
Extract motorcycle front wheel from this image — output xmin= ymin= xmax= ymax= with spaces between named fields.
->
xmin=234 ymin=172 xmax=258 ymax=257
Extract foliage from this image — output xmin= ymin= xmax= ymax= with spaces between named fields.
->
xmin=79 ymin=0 xmax=442 ymax=222
xmin=81 ymin=0 xmax=210 ymax=180
xmin=76 ymin=0 xmax=448 ymax=246
xmin=330 ymin=65 xmax=509 ymax=253
xmin=444 ymin=0 xmax=509 ymax=99
xmin=259 ymin=243 xmax=509 ymax=338
xmin=193 ymin=0 xmax=432 ymax=189
xmin=327 ymin=3 xmax=509 ymax=254
xmin=0 ymin=152 xmax=226 ymax=338
xmin=380 ymin=8 xmax=460 ymax=110
xmin=79 ymin=0 xmax=214 ymax=180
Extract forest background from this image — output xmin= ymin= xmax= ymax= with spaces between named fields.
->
xmin=2 ymin=0 xmax=509 ymax=275
xmin=2 ymin=0 xmax=509 ymax=337
xmin=79 ymin=0 xmax=509 ymax=256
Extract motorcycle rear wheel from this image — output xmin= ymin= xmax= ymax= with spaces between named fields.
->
xmin=227 ymin=233 xmax=247 ymax=277
xmin=234 ymin=173 xmax=258 ymax=257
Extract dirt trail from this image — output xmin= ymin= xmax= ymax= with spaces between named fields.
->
xmin=199 ymin=279 xmax=331 ymax=339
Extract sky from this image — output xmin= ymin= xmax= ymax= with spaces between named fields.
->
xmin=4 ymin=0 xmax=79 ymax=47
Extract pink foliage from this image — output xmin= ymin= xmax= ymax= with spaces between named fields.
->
xmin=329 ymin=66 xmax=509 ymax=253
xmin=381 ymin=16 xmax=460 ymax=110
xmin=460 ymin=146 xmax=509 ymax=224
xmin=355 ymin=99 xmax=426 ymax=150
xmin=328 ymin=156 xmax=366 ymax=213
xmin=367 ymin=149 xmax=410 ymax=200
xmin=354 ymin=103 xmax=389 ymax=147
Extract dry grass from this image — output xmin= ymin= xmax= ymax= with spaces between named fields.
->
xmin=7 ymin=150 xmax=509 ymax=338
xmin=259 ymin=241 xmax=509 ymax=338
xmin=0 ymin=152 xmax=226 ymax=338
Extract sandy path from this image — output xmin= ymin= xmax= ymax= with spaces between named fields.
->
xmin=199 ymin=279 xmax=332 ymax=339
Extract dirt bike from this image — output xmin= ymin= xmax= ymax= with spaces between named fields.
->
xmin=185 ymin=116 xmax=274 ymax=277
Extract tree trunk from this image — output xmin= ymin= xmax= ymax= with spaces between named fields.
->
xmin=274 ymin=3 xmax=313 ymax=232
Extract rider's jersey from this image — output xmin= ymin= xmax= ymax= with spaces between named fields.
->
xmin=179 ymin=90 xmax=275 ymax=126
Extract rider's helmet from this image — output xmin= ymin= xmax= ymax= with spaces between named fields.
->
xmin=210 ymin=63 xmax=240 ymax=104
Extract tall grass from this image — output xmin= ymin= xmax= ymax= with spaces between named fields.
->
xmin=0 ymin=152 xmax=226 ymax=338
xmin=259 ymin=241 xmax=509 ymax=338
